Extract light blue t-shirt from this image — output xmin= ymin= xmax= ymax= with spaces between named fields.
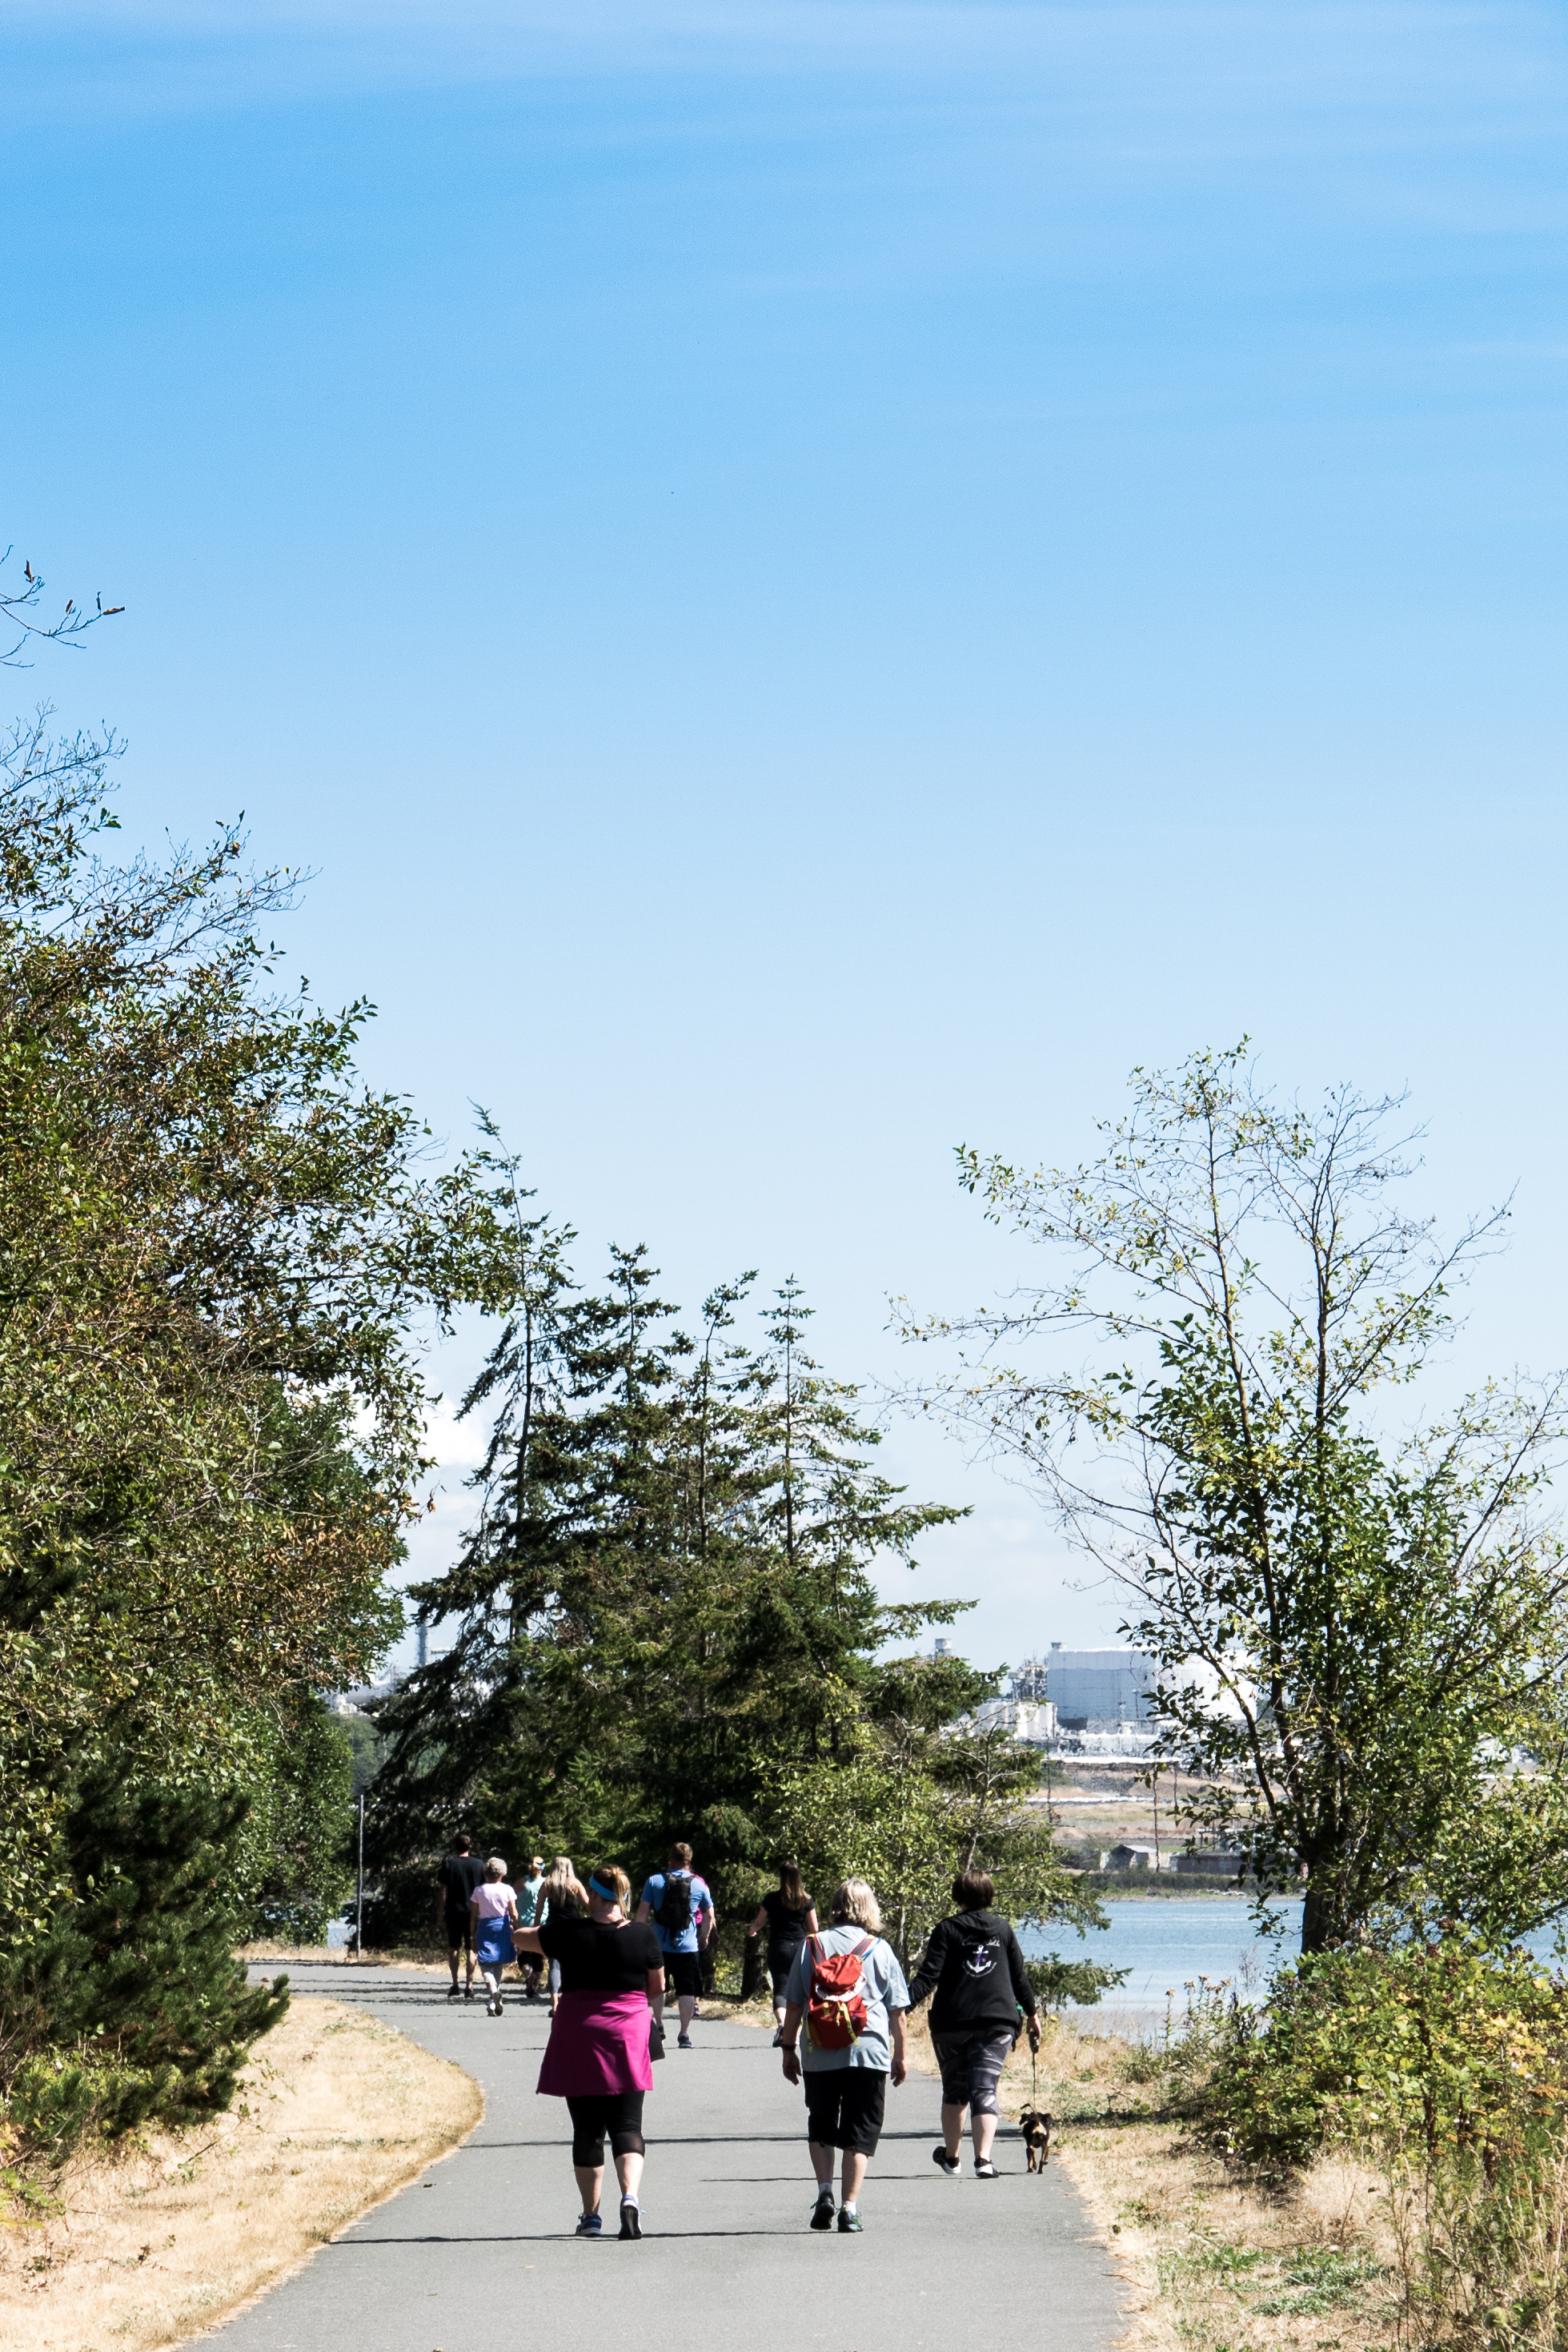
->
xmin=516 ymin=1873 xmax=544 ymax=1928
xmin=640 ymin=1870 xmax=713 ymax=1954
xmin=783 ymin=1926 xmax=911 ymax=2072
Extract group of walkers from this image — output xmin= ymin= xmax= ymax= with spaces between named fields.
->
xmin=434 ymin=1835 xmax=1043 ymax=2240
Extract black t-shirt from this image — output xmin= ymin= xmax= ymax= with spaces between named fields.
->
xmin=439 ymin=1853 xmax=483 ymax=1914
xmin=760 ymin=1890 xmax=813 ymax=1949
xmin=538 ymin=1915 xmax=664 ymax=1995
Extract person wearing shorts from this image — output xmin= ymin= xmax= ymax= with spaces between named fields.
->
xmin=435 ymin=1834 xmax=483 ymax=2000
xmin=636 ymin=1842 xmax=715 ymax=2049
xmin=909 ymin=1868 xmax=1041 ymax=2177
xmin=516 ymin=1856 xmax=546 ymax=1999
xmin=779 ymin=1878 xmax=908 ymax=2234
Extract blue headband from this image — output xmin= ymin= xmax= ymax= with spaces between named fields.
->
xmin=589 ymin=1875 xmax=617 ymax=1900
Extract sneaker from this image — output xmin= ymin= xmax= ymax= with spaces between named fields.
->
xmin=618 ymin=2198 xmax=642 ymax=2240
xmin=575 ymin=2211 xmax=603 ymax=2237
xmin=809 ymin=2193 xmax=835 ymax=2231
xmin=446 ymin=1985 xmax=460 ymax=2001
xmin=974 ymin=2158 xmax=998 ymax=2178
xmin=463 ymin=1985 xmax=475 ymax=2001
xmin=932 ymin=2146 xmax=960 ymax=2174
xmin=837 ymin=2207 xmax=863 ymax=2234
xmin=677 ymin=2033 xmax=692 ymax=2049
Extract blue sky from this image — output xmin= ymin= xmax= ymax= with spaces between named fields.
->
xmin=6 ymin=2 xmax=1567 ymax=1670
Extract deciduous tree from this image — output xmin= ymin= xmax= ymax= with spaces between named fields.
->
xmin=904 ymin=1046 xmax=1568 ymax=1953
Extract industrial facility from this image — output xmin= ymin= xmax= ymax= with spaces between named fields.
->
xmin=952 ymin=1640 xmax=1165 ymax=1755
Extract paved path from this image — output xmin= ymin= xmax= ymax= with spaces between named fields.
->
xmin=217 ymin=1965 xmax=1125 ymax=2352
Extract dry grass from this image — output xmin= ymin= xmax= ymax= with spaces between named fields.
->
xmin=0 ymin=1995 xmax=482 ymax=2352
xmin=235 ymin=1941 xmax=450 ymax=1969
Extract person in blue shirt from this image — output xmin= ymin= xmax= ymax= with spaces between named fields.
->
xmin=636 ymin=1841 xmax=715 ymax=2049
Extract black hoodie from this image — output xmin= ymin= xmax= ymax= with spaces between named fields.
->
xmin=909 ymin=1908 xmax=1036 ymax=2035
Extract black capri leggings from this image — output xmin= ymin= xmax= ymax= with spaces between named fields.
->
xmin=566 ymin=2090 xmax=646 ymax=2169
xmin=768 ymin=1941 xmax=804 ymax=1994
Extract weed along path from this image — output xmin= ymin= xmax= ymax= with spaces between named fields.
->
xmin=220 ymin=1963 xmax=1125 ymax=2352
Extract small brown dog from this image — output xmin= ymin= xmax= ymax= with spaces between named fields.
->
xmin=1017 ymin=2107 xmax=1053 ymax=2172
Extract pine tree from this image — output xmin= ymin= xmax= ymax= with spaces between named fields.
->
xmin=0 ymin=1769 xmax=288 ymax=2164
xmin=369 ymin=1246 xmax=970 ymax=1929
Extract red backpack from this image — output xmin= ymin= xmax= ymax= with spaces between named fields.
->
xmin=804 ymin=1934 xmax=876 ymax=2051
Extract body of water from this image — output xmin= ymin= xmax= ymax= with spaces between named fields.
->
xmin=1021 ymin=1898 xmax=1301 ymax=2026
xmin=1019 ymin=1900 xmax=1564 ymax=2037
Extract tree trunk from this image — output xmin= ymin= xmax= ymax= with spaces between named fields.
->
xmin=1299 ymin=1881 xmax=1334 ymax=1954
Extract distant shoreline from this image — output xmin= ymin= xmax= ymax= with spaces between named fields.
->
xmin=1069 ymin=1873 xmax=1260 ymax=1899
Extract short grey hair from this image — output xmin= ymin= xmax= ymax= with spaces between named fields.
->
xmin=485 ymin=1855 xmax=507 ymax=1881
xmin=830 ymin=1878 xmax=881 ymax=1933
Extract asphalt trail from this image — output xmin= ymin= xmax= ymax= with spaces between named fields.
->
xmin=216 ymin=1964 xmax=1126 ymax=2352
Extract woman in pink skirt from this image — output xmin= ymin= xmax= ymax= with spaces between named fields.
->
xmin=513 ymin=1861 xmax=665 ymax=2239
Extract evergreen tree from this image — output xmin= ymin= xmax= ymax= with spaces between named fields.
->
xmin=0 ymin=1770 xmax=288 ymax=2163
xmin=370 ymin=1246 xmax=971 ymax=1929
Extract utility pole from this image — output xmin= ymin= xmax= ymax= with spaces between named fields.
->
xmin=356 ymin=1794 xmax=365 ymax=1964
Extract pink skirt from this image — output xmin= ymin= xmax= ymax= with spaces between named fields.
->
xmin=536 ymin=1991 xmax=653 ymax=2098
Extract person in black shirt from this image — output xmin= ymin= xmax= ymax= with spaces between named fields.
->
xmin=515 ymin=1864 xmax=665 ymax=2239
xmin=909 ymin=1868 xmax=1041 ymax=2178
xmin=535 ymin=1856 xmax=587 ymax=2017
xmin=745 ymin=1860 xmax=820 ymax=2044
xmin=435 ymin=1835 xmax=484 ymax=2000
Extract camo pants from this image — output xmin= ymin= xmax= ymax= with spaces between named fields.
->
xmin=931 ymin=2025 xmax=1016 ymax=2116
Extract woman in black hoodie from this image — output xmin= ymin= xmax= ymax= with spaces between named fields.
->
xmin=909 ymin=1869 xmax=1041 ymax=2178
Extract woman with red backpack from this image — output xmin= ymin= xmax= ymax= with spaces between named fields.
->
xmin=778 ymin=1878 xmax=909 ymax=2235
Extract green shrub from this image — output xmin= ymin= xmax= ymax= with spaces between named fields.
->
xmin=0 ymin=1770 xmax=288 ymax=2169
xmin=1025 ymin=1953 xmax=1131 ymax=2010
xmin=1202 ymin=1937 xmax=1568 ymax=2171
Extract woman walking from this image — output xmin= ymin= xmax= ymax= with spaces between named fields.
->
xmin=514 ymin=1864 xmax=664 ymax=2239
xmin=469 ymin=1856 xmax=520 ymax=2017
xmin=908 ymin=1868 xmax=1041 ymax=2177
xmin=778 ymin=1878 xmax=908 ymax=2234
xmin=535 ymin=1856 xmax=587 ymax=2017
xmin=746 ymin=1860 xmax=819 ymax=2045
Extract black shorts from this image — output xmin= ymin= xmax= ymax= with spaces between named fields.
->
xmin=565 ymin=2090 xmax=645 ymax=2168
xmin=664 ymin=1951 xmax=702 ymax=1998
xmin=444 ymin=1909 xmax=473 ymax=1953
xmin=803 ymin=2068 xmax=888 ymax=2156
